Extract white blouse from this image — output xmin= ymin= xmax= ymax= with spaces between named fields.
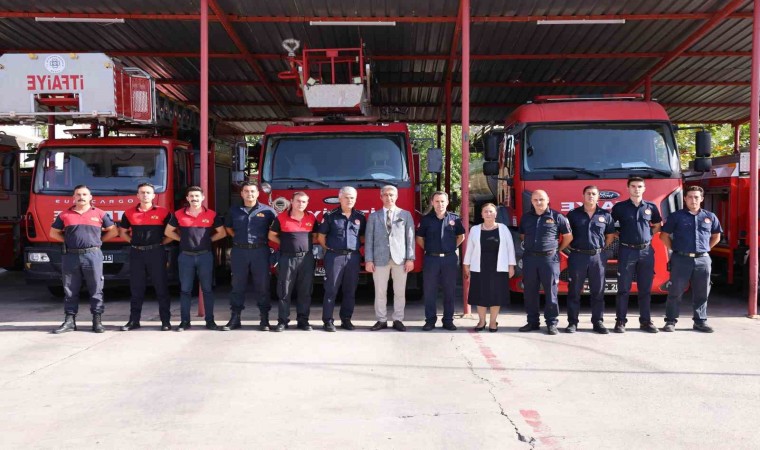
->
xmin=462 ymin=223 xmax=516 ymax=272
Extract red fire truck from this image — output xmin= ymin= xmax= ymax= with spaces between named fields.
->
xmin=0 ymin=131 xmax=30 ymax=270
xmin=472 ymin=94 xmax=706 ymax=296
xmin=685 ymin=153 xmax=752 ymax=287
xmin=256 ymin=41 xmax=436 ymax=287
xmin=0 ymin=53 xmax=242 ymax=294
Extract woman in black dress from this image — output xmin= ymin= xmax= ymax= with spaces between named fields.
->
xmin=463 ymin=203 xmax=516 ymax=332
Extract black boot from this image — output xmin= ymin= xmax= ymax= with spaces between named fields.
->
xmin=53 ymin=314 xmax=77 ymax=334
xmin=92 ymin=314 xmax=105 ymax=333
xmin=223 ymin=311 xmax=242 ymax=331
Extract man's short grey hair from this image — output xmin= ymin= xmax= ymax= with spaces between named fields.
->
xmin=380 ymin=185 xmax=398 ymax=196
xmin=339 ymin=186 xmax=357 ymax=197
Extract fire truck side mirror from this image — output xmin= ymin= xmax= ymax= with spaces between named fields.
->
xmin=695 ymin=131 xmax=712 ymax=158
xmin=693 ymin=157 xmax=712 ymax=173
xmin=233 ymin=143 xmax=247 ymax=172
xmin=427 ymin=148 xmax=443 ymax=174
xmin=483 ymin=161 xmax=499 ymax=176
xmin=1 ymin=152 xmax=15 ymax=191
xmin=484 ymin=134 xmax=500 ymax=162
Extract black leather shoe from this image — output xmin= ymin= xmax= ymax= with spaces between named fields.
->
xmin=370 ymin=321 xmax=387 ymax=331
xmin=53 ymin=314 xmax=77 ymax=334
xmin=442 ymin=322 xmax=457 ymax=331
xmin=565 ymin=323 xmax=577 ymax=333
xmin=613 ymin=320 xmax=626 ymax=333
xmin=259 ymin=321 xmax=271 ymax=331
xmin=392 ymin=320 xmax=406 ymax=332
xmin=176 ymin=321 xmax=191 ymax=332
xmin=297 ymin=321 xmax=313 ymax=331
xmin=272 ymin=322 xmax=286 ymax=332
xmin=224 ymin=312 xmax=242 ymax=330
xmin=422 ymin=323 xmax=435 ymax=331
xmin=205 ymin=321 xmax=220 ymax=331
xmin=662 ymin=322 xmax=676 ymax=332
xmin=488 ymin=322 xmax=499 ymax=333
xmin=120 ymin=320 xmax=141 ymax=331
xmin=547 ymin=324 xmax=559 ymax=335
xmin=518 ymin=323 xmax=540 ymax=332
xmin=323 ymin=321 xmax=337 ymax=332
xmin=340 ymin=319 xmax=355 ymax=330
xmin=160 ymin=322 xmax=172 ymax=331
xmin=473 ymin=323 xmax=486 ymax=332
xmin=593 ymin=321 xmax=609 ymax=334
xmin=693 ymin=322 xmax=714 ymax=333
xmin=92 ymin=314 xmax=105 ymax=333
xmin=640 ymin=322 xmax=659 ymax=333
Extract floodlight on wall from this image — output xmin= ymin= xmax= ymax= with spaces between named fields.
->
xmin=537 ymin=19 xmax=625 ymax=25
xmin=35 ymin=17 xmax=125 ymax=24
xmin=309 ymin=21 xmax=396 ymax=26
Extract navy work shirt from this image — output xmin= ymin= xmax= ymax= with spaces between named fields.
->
xmin=518 ymin=208 xmax=571 ymax=253
xmin=318 ymin=208 xmax=366 ymax=251
xmin=416 ymin=211 xmax=466 ymax=254
xmin=611 ymin=199 xmax=662 ymax=245
xmin=566 ymin=206 xmax=615 ymax=250
xmin=52 ymin=206 xmax=114 ymax=250
xmin=662 ymin=208 xmax=722 ymax=254
xmin=224 ymin=202 xmax=276 ymax=245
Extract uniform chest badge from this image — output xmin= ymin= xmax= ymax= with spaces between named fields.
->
xmin=305 ymin=222 xmax=312 ymax=227
xmin=90 ymin=217 xmax=100 ymax=222
xmin=256 ymin=213 xmax=265 ymax=217
xmin=151 ymin=215 xmax=159 ymax=220
xmin=545 ymin=218 xmax=555 ymax=224
xmin=644 ymin=209 xmax=652 ymax=215
xmin=449 ymin=220 xmax=455 ymax=226
xmin=202 ymin=219 xmax=210 ymax=223
xmin=598 ymin=217 xmax=605 ymax=222
xmin=704 ymin=218 xmax=712 ymax=223
xmin=354 ymin=219 xmax=361 ymax=225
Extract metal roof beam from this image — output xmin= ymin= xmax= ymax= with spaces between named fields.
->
xmin=625 ymin=0 xmax=746 ymax=93
xmin=208 ymin=101 xmax=749 ymax=109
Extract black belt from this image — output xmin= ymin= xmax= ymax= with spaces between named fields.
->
xmin=66 ymin=247 xmax=99 ymax=254
xmin=328 ymin=248 xmax=357 ymax=255
xmin=131 ymin=244 xmax=163 ymax=251
xmin=282 ymin=251 xmax=308 ymax=257
xmin=525 ymin=250 xmax=556 ymax=256
xmin=425 ymin=251 xmax=455 ymax=257
xmin=569 ymin=247 xmax=603 ymax=255
xmin=233 ymin=242 xmax=267 ymax=249
xmin=182 ymin=250 xmax=209 ymax=256
xmin=675 ymin=251 xmax=709 ymax=258
xmin=620 ymin=242 xmax=650 ymax=250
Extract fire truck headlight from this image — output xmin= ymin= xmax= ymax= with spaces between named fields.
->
xmin=28 ymin=252 xmax=50 ymax=263
xmin=261 ymin=183 xmax=272 ymax=194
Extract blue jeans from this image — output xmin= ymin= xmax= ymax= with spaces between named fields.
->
xmin=178 ymin=251 xmax=215 ymax=323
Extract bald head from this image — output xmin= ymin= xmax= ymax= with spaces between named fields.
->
xmin=531 ymin=190 xmax=549 ymax=214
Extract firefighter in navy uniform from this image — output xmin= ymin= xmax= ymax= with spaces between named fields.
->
xmin=416 ymin=191 xmax=466 ymax=331
xmin=517 ymin=190 xmax=572 ymax=335
xmin=565 ymin=185 xmax=616 ymax=334
xmin=610 ymin=177 xmax=662 ymax=333
xmin=317 ymin=186 xmax=366 ymax=332
xmin=223 ymin=182 xmax=277 ymax=331
xmin=119 ymin=182 xmax=173 ymax=331
xmin=51 ymin=185 xmax=119 ymax=334
xmin=660 ymin=185 xmax=722 ymax=333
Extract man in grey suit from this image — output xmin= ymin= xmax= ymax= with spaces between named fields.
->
xmin=365 ymin=185 xmax=416 ymax=331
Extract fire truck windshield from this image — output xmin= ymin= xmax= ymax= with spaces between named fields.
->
xmin=263 ymin=134 xmax=409 ymax=186
xmin=33 ymin=147 xmax=167 ymax=194
xmin=521 ymin=123 xmax=680 ymax=180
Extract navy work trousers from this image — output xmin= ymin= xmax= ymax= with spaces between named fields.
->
xmin=523 ymin=253 xmax=560 ymax=326
xmin=615 ymin=246 xmax=654 ymax=324
xmin=566 ymin=252 xmax=607 ymax=324
xmin=423 ymin=253 xmax=459 ymax=325
xmin=129 ymin=246 xmax=170 ymax=322
xmin=322 ymin=251 xmax=360 ymax=323
xmin=178 ymin=251 xmax=215 ymax=323
xmin=665 ymin=254 xmax=712 ymax=324
xmin=62 ymin=249 xmax=104 ymax=315
xmin=229 ymin=247 xmax=272 ymax=319
xmin=277 ymin=252 xmax=315 ymax=324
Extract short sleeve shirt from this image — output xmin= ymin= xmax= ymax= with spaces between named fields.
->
xmin=416 ymin=211 xmax=466 ymax=254
xmin=518 ymin=208 xmax=571 ymax=252
xmin=662 ymin=208 xmax=722 ymax=254
xmin=224 ymin=202 xmax=277 ymax=245
xmin=52 ymin=206 xmax=114 ymax=249
xmin=119 ymin=205 xmax=171 ymax=246
xmin=317 ymin=208 xmax=366 ymax=251
xmin=270 ymin=211 xmax=318 ymax=254
xmin=611 ymin=199 xmax=662 ymax=245
xmin=168 ymin=207 xmax=222 ymax=252
xmin=566 ymin=206 xmax=615 ymax=250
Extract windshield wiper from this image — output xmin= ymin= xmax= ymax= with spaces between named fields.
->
xmin=273 ymin=177 xmax=328 ymax=187
xmin=332 ymin=178 xmax=397 ymax=186
xmin=603 ymin=167 xmax=672 ymax=177
xmin=534 ymin=166 xmax=600 ymax=178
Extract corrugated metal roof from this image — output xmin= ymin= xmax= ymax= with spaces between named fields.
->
xmin=0 ymin=0 xmax=757 ymax=132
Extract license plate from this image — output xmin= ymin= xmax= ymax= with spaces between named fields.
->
xmin=314 ymin=266 xmax=326 ymax=277
xmin=103 ymin=254 xmax=114 ymax=264
xmin=582 ymin=281 xmax=618 ymax=294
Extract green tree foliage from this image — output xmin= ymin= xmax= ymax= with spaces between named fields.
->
xmin=675 ymin=123 xmax=747 ymax=168
xmin=408 ymin=124 xmax=466 ymax=208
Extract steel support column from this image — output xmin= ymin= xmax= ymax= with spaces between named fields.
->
xmin=445 ymin=81 xmax=452 ymax=194
xmin=644 ymin=77 xmax=652 ymax=101
xmin=198 ymin=0 xmax=209 ymax=318
xmin=461 ymin=0 xmax=471 ymax=315
xmin=748 ymin=0 xmax=760 ymax=317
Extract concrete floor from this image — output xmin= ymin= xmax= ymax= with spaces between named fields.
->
xmin=1 ymin=270 xmax=759 ymax=449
